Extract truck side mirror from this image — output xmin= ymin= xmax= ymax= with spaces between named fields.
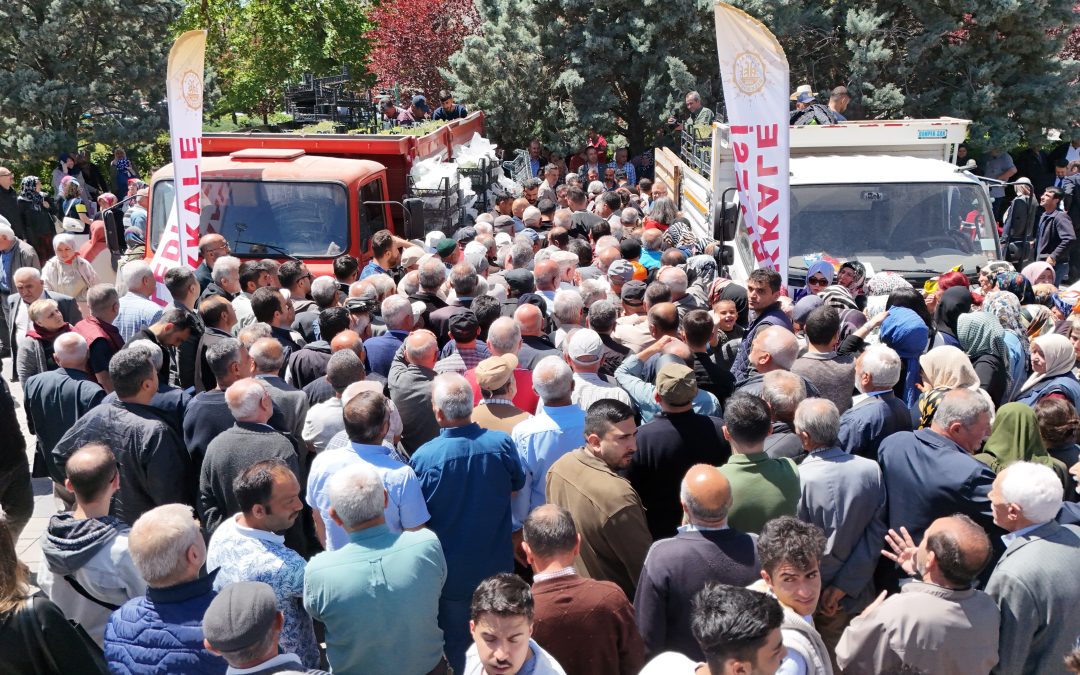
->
xmin=715 ymin=187 xmax=739 ymax=241
xmin=719 ymin=244 xmax=735 ymax=267
xmin=403 ymin=198 xmax=426 ymax=240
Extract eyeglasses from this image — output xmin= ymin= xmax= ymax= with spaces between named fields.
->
xmin=0 ymin=172 xmax=12 ymax=178
xmin=807 ymin=277 xmax=828 ymax=286
xmin=206 ymin=244 xmax=230 ymax=254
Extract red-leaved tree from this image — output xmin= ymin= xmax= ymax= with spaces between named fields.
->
xmin=368 ymin=0 xmax=481 ymax=98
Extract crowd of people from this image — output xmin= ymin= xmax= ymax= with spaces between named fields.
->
xmin=1 ymin=123 xmax=1080 ymax=675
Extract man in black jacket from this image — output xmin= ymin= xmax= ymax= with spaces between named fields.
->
xmin=1035 ymin=186 xmax=1076 ymax=285
xmin=52 ymin=349 xmax=194 ymax=524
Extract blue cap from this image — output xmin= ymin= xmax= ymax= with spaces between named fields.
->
xmin=521 ymin=228 xmax=540 ymax=242
xmin=796 ymin=92 xmax=815 ymax=104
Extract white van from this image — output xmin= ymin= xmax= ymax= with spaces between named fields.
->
xmin=654 ymin=117 xmax=1000 ymax=289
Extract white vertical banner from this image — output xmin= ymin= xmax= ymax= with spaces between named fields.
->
xmin=149 ymin=29 xmax=207 ymax=304
xmin=714 ymin=3 xmax=790 ymax=284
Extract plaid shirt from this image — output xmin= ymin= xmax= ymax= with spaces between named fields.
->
xmin=608 ymin=161 xmax=637 ymax=186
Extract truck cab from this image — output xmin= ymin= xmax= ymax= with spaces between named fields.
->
xmin=656 ymin=117 xmax=999 ymax=289
xmin=149 ymin=150 xmax=391 ymax=277
xmin=146 ymin=111 xmax=486 ymax=276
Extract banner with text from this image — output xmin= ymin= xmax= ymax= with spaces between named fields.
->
xmin=150 ymin=29 xmax=207 ymax=304
xmin=714 ymin=3 xmax=790 ymax=284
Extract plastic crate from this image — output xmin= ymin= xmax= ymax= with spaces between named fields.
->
xmin=459 ymin=158 xmax=498 ymax=212
xmin=407 ymin=175 xmax=464 ymax=234
xmin=502 ymin=149 xmax=531 ymax=184
xmin=679 ymin=128 xmax=712 ymax=179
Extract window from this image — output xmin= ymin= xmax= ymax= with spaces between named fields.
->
xmin=151 ymin=180 xmax=349 ymax=257
xmin=358 ymin=179 xmax=387 ymax=256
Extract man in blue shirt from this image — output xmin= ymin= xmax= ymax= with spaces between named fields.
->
xmin=305 ymin=462 xmax=447 ymax=675
xmin=363 ymin=295 xmax=414 ymax=378
xmin=608 ymin=147 xmax=637 ymax=186
xmin=432 ymin=90 xmax=468 ymax=121
xmin=410 ymin=372 xmax=526 ymax=673
xmin=307 ymin=389 xmax=429 ymax=550
xmin=359 ymin=230 xmax=407 ymax=280
xmin=511 ymin=356 xmax=585 ymax=530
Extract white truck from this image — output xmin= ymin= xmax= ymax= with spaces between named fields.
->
xmin=654 ymin=117 xmax=1000 ymax=289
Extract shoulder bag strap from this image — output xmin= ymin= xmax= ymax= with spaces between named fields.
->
xmin=63 ymin=574 xmax=121 ymax=611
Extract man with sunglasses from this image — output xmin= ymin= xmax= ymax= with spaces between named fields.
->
xmin=195 ymin=233 xmax=231 ymax=292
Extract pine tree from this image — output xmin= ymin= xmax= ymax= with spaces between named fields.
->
xmin=0 ymin=0 xmax=182 ymax=163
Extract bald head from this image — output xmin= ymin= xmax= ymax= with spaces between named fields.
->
xmin=752 ymin=325 xmax=799 ymax=372
xmin=249 ymin=337 xmax=284 ymax=375
xmin=487 ymin=317 xmax=522 ymax=355
xmin=64 ymin=443 xmax=118 ymax=504
xmin=681 ymin=464 xmax=732 ymax=526
xmin=597 ymin=247 xmax=621 ymax=273
xmin=512 ymin=197 xmax=530 ymax=218
xmin=514 ymin=303 xmax=544 ymax=336
xmin=924 ymin=515 xmax=993 ymax=588
xmin=648 ymin=302 xmax=680 ymax=337
xmin=405 ymin=330 xmax=438 ymax=369
xmin=533 ymin=260 xmax=559 ymax=290
xmin=662 ymin=339 xmax=693 ymax=364
xmin=330 ymin=329 xmax=363 ymax=358
xmin=658 ymin=267 xmax=688 ymax=298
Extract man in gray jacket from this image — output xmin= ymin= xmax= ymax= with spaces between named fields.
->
xmin=793 ymin=398 xmax=887 ymax=664
xmin=38 ymin=443 xmax=146 ymax=647
xmin=389 ymin=329 xmax=441 ymax=455
xmin=836 ymin=514 xmax=999 ymax=674
xmin=984 ymin=461 xmax=1080 ymax=674
xmin=0 ymin=222 xmax=40 ymax=359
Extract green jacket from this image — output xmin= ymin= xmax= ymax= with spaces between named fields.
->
xmin=719 ymin=451 xmax=799 ymax=534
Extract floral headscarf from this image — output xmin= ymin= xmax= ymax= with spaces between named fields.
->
xmin=993 ymin=271 xmax=1035 ymax=305
xmin=818 ymin=284 xmax=859 ymax=310
xmin=866 ymin=271 xmax=912 ymax=297
xmin=982 ymin=290 xmax=1028 ymax=349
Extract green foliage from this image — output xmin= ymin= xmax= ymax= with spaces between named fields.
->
xmin=450 ymin=0 xmax=1078 ymax=152
xmin=0 ymin=0 xmax=182 ymax=165
xmin=175 ymin=0 xmax=375 ymax=122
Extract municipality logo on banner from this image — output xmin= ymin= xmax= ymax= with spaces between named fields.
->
xmin=149 ymin=29 xmax=207 ymax=304
xmin=714 ymin=3 xmax=791 ymax=285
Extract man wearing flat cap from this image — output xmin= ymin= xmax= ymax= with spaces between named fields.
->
xmin=472 ymin=354 xmax=531 ymax=434
xmin=203 ymin=581 xmax=328 ymax=674
xmin=624 ymin=362 xmax=730 ymax=540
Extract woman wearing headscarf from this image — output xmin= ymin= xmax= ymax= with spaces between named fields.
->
xmin=930 ymin=286 xmax=972 ymax=348
xmin=15 ymin=175 xmax=56 ymax=263
xmin=817 ymin=285 xmax=866 ymax=342
xmin=663 ymin=218 xmax=710 ymax=256
xmin=41 ymin=233 xmax=99 ymax=316
xmin=992 ymin=271 xmax=1035 ymax=305
xmin=793 ymin=260 xmax=835 ymax=302
xmin=16 ymin=299 xmax=74 ymax=383
xmin=116 ymin=225 xmax=146 ymax=279
xmin=983 ymin=290 xmax=1031 ymax=401
xmin=1015 ymin=334 xmax=1080 ymax=409
xmin=865 ymin=272 xmax=912 ymax=323
xmin=1021 ymin=261 xmax=1056 ymax=286
xmin=977 ymin=261 xmax=1014 ymax=294
xmin=973 ymin=403 xmax=1070 ymax=489
xmin=956 ymin=312 xmax=1009 ymax=406
xmin=685 ymin=255 xmax=717 ymax=307
xmin=879 ymin=306 xmax=929 ymax=407
xmin=77 ymin=220 xmax=115 ymax=287
xmin=1034 ymin=397 xmax=1080 ymax=476
xmin=835 ymin=261 xmax=866 ymax=306
xmin=916 ymin=346 xmax=985 ymax=429
xmin=1051 ymin=291 xmax=1080 ymax=335
xmin=1022 ymin=304 xmax=1056 ymax=340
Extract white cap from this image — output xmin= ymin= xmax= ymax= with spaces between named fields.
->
xmin=495 ymin=232 xmax=512 ymax=246
xmin=424 ymin=230 xmax=445 ymax=250
xmin=464 ymin=241 xmax=488 ymax=257
xmin=522 ymin=206 xmax=542 ymax=225
xmin=567 ymin=328 xmax=604 ymax=364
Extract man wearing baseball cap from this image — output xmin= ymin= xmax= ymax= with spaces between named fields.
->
xmin=472 ymin=354 xmax=530 ymax=434
xmin=203 ymin=581 xmax=327 ymax=674
xmin=565 ymin=328 xmax=634 ymax=413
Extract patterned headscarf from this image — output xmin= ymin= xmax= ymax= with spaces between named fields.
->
xmin=686 ymin=255 xmax=717 ymax=288
xmin=663 ymin=219 xmax=708 ymax=255
xmin=1053 ymin=291 xmax=1080 ymax=317
xmin=983 ymin=291 xmax=1027 ymax=348
xmin=18 ymin=175 xmax=43 ymax=209
xmin=917 ymin=387 xmax=949 ymax=429
xmin=993 ymin=271 xmax=1035 ymax=305
xmin=836 ymin=261 xmax=866 ymax=297
xmin=818 ymin=284 xmax=859 ymax=310
xmin=957 ymin=312 xmax=1008 ymax=362
xmin=866 ymin=271 xmax=912 ymax=297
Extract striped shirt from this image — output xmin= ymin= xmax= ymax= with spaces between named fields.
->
xmin=114 ymin=292 xmax=163 ymax=342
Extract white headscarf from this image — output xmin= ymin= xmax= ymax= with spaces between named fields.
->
xmin=1020 ymin=334 xmax=1076 ymax=393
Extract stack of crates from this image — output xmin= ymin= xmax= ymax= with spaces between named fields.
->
xmin=406 ymin=175 xmax=464 ymax=234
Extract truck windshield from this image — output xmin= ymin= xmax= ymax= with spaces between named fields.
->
xmin=786 ymin=182 xmax=997 ymax=275
xmin=151 ymin=180 xmax=349 ymax=258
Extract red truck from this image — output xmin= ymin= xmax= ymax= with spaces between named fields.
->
xmin=146 ymin=112 xmax=485 ymax=276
